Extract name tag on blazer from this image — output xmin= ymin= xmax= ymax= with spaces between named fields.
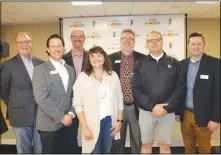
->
xmin=114 ymin=60 xmax=121 ymax=64
xmin=200 ymin=74 xmax=209 ymax=79
xmin=50 ymin=70 xmax=59 ymax=75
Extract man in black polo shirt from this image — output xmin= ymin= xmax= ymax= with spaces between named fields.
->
xmin=131 ymin=31 xmax=184 ymax=153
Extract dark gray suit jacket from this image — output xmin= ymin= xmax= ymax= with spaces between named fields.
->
xmin=32 ymin=60 xmax=76 ymax=131
xmin=0 ymin=54 xmax=44 ymax=127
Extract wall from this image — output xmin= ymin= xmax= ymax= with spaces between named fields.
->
xmin=1 ymin=18 xmax=220 ymax=145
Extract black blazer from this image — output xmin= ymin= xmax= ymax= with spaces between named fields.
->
xmin=62 ymin=49 xmax=87 ymax=74
xmin=0 ymin=54 xmax=44 ymax=127
xmin=178 ymin=53 xmax=220 ymax=127
xmin=109 ymin=51 xmax=146 ymax=119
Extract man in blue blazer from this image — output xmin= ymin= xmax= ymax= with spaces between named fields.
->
xmin=176 ymin=32 xmax=220 ymax=154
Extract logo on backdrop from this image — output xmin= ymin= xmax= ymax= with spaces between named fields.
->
xmin=108 ymin=20 xmax=123 ymax=27
xmin=169 ymin=42 xmax=172 ymax=49
xmin=130 ymin=19 xmax=134 ymax=26
xmin=107 ymin=43 xmax=120 ymax=51
xmin=113 ymin=31 xmax=116 ymax=38
xmin=92 ymin=20 xmax=96 ymax=27
xmin=163 ymin=30 xmax=178 ymax=36
xmin=145 ymin=19 xmax=160 ymax=25
xmin=168 ymin=18 xmax=172 ymax=25
xmin=87 ymin=32 xmax=102 ymax=38
xmin=70 ymin=21 xmax=85 ymax=28
xmin=134 ymin=31 xmax=141 ymax=37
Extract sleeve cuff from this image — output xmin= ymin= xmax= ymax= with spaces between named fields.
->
xmin=68 ymin=112 xmax=75 ymax=118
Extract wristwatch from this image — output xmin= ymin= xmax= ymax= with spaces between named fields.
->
xmin=117 ymin=119 xmax=123 ymax=123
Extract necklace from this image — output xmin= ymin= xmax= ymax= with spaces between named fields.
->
xmin=93 ymin=72 xmax=108 ymax=99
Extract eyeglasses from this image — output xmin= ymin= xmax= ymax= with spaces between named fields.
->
xmin=120 ymin=37 xmax=134 ymax=41
xmin=71 ymin=35 xmax=85 ymax=39
xmin=16 ymin=40 xmax=31 ymax=45
xmin=147 ymin=38 xmax=162 ymax=43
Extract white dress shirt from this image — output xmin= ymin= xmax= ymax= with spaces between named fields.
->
xmin=50 ymin=58 xmax=69 ymax=92
xmin=50 ymin=58 xmax=74 ymax=118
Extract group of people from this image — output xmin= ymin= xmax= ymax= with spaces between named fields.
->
xmin=0 ymin=28 xmax=220 ymax=154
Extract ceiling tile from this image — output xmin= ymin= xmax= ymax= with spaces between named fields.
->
xmin=103 ymin=2 xmax=133 ymax=16
xmin=198 ymin=4 xmax=220 ymax=18
xmin=74 ymin=5 xmax=105 ymax=17
xmin=157 ymin=2 xmax=193 ymax=14
xmin=131 ymin=2 xmax=162 ymax=15
xmin=7 ymin=2 xmax=58 ymax=21
xmin=182 ymin=2 xmax=218 ymax=18
xmin=39 ymin=2 xmax=80 ymax=18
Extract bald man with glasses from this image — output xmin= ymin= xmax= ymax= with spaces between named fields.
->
xmin=0 ymin=32 xmax=44 ymax=153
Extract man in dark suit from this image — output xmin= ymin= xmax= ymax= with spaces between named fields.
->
xmin=0 ymin=32 xmax=44 ymax=153
xmin=109 ymin=29 xmax=146 ymax=153
xmin=176 ymin=32 xmax=220 ymax=154
xmin=62 ymin=28 xmax=87 ymax=153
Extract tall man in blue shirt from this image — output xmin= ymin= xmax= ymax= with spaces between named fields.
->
xmin=176 ymin=32 xmax=220 ymax=154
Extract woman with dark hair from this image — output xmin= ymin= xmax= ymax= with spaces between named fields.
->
xmin=32 ymin=34 xmax=76 ymax=153
xmin=73 ymin=46 xmax=123 ymax=153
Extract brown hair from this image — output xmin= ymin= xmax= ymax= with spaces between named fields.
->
xmin=84 ymin=46 xmax=112 ymax=75
xmin=188 ymin=32 xmax=205 ymax=44
xmin=121 ymin=29 xmax=135 ymax=38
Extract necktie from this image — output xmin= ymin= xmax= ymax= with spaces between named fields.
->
xmin=123 ymin=56 xmax=131 ymax=103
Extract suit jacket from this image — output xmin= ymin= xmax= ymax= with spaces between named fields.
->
xmin=178 ymin=53 xmax=220 ymax=127
xmin=62 ymin=49 xmax=87 ymax=74
xmin=32 ymin=60 xmax=76 ymax=131
xmin=109 ymin=51 xmax=146 ymax=119
xmin=0 ymin=54 xmax=44 ymax=127
xmin=73 ymin=71 xmax=123 ymax=153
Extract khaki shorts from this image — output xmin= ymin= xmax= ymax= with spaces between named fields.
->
xmin=139 ymin=108 xmax=175 ymax=145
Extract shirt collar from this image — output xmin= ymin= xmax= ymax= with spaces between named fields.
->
xmin=121 ymin=51 xmax=134 ymax=58
xmin=72 ymin=49 xmax=83 ymax=56
xmin=150 ymin=52 xmax=164 ymax=60
xmin=190 ymin=54 xmax=203 ymax=63
xmin=49 ymin=57 xmax=65 ymax=69
xmin=19 ymin=54 xmax=33 ymax=62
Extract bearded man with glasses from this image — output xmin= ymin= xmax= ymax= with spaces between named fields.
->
xmin=109 ymin=29 xmax=146 ymax=154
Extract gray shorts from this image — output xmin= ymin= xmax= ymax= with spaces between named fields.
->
xmin=139 ymin=108 xmax=175 ymax=145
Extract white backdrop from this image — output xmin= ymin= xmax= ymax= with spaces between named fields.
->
xmin=63 ymin=15 xmax=185 ymax=60
xmin=63 ymin=15 xmax=186 ymax=146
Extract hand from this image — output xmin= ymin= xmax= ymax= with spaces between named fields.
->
xmin=111 ymin=122 xmax=122 ymax=136
xmin=207 ymin=121 xmax=219 ymax=132
xmin=83 ymin=126 xmax=93 ymax=140
xmin=61 ymin=114 xmax=72 ymax=126
xmin=152 ymin=103 xmax=168 ymax=117
xmin=152 ymin=109 xmax=167 ymax=118
xmin=175 ymin=115 xmax=180 ymax=122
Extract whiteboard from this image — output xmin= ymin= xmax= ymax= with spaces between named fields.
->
xmin=63 ymin=15 xmax=185 ymax=60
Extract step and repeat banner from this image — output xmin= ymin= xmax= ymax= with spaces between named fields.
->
xmin=63 ymin=15 xmax=185 ymax=60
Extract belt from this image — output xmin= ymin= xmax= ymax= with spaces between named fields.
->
xmin=185 ymin=107 xmax=194 ymax=113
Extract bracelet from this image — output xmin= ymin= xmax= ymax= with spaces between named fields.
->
xmin=117 ymin=119 xmax=123 ymax=123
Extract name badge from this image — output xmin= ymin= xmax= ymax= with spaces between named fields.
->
xmin=50 ymin=70 xmax=58 ymax=75
xmin=114 ymin=60 xmax=121 ymax=64
xmin=200 ymin=74 xmax=209 ymax=79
